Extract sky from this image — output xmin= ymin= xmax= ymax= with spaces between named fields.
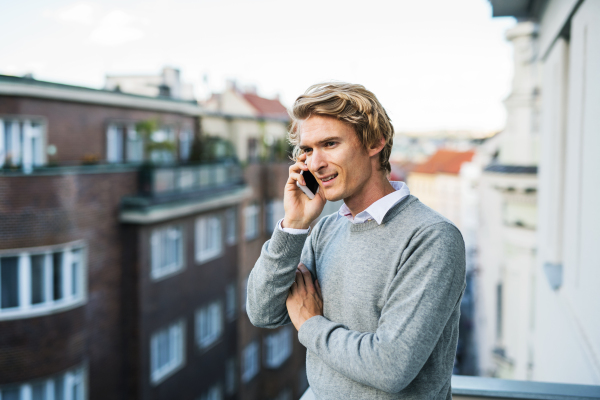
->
xmin=1 ymin=0 xmax=515 ymax=132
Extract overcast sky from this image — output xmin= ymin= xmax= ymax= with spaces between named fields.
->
xmin=1 ymin=0 xmax=515 ymax=132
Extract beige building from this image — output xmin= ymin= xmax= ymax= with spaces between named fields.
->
xmin=407 ymin=149 xmax=475 ymax=232
xmin=202 ymin=83 xmax=290 ymax=163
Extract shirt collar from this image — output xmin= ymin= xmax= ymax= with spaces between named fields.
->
xmin=336 ymin=181 xmax=410 ymax=225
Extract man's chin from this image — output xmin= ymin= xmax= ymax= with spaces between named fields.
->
xmin=323 ymin=187 xmax=345 ymax=202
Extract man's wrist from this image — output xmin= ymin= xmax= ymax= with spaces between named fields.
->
xmin=282 ymin=217 xmax=311 ymax=230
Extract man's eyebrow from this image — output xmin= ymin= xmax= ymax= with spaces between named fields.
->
xmin=299 ymin=136 xmax=342 ymax=151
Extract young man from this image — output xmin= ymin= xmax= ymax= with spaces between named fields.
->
xmin=247 ymin=83 xmax=466 ymax=399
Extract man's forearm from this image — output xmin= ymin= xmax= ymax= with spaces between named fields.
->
xmin=246 ymin=228 xmax=309 ymax=328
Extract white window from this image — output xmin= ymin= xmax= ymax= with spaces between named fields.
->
xmin=195 ymin=301 xmax=223 ymax=349
xmin=106 ymin=124 xmax=124 ymax=163
xmin=225 ymin=208 xmax=237 ymax=245
xmin=264 ymin=326 xmax=293 ymax=369
xmin=151 ymin=225 xmax=184 ymax=280
xmin=0 ymin=243 xmax=86 ymax=320
xmin=199 ymin=383 xmax=222 ymax=400
xmin=225 ymin=283 xmax=236 ymax=321
xmin=244 ymin=204 xmax=260 ymax=241
xmin=265 ymin=199 xmax=285 ymax=233
xmin=150 ymin=319 xmax=185 ymax=384
xmin=0 ymin=118 xmax=45 ymax=171
xmin=126 ymin=124 xmax=144 ymax=163
xmin=225 ymin=357 xmax=236 ymax=395
xmin=150 ymin=127 xmax=175 ymax=163
xmin=0 ymin=365 xmax=85 ymax=400
xmin=241 ymin=341 xmax=260 ymax=383
xmin=179 ymin=129 xmax=193 ymax=162
xmin=195 ymin=215 xmax=223 ymax=264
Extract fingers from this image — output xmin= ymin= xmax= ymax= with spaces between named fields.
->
xmin=297 ymin=263 xmax=315 ymax=293
xmin=315 ymin=279 xmax=323 ymax=299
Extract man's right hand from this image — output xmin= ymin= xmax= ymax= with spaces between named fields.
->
xmin=282 ymin=152 xmax=326 ymax=229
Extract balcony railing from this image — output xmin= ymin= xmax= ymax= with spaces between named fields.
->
xmin=300 ymin=376 xmax=600 ymax=400
xmin=138 ymin=162 xmax=243 ymax=197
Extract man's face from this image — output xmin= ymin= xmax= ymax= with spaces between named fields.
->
xmin=299 ymin=115 xmax=373 ymax=202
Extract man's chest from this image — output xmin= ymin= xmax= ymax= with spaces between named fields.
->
xmin=313 ymin=235 xmax=403 ymax=331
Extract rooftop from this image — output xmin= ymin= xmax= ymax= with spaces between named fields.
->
xmin=412 ymin=149 xmax=475 ymax=175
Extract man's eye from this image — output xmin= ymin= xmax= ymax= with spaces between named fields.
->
xmin=325 ymin=142 xmax=336 ymax=147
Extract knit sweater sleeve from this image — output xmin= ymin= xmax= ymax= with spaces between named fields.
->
xmin=297 ymin=222 xmax=466 ymax=393
xmin=246 ymin=222 xmax=320 ymax=329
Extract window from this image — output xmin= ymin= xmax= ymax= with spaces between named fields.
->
xmin=199 ymin=383 xmax=222 ymax=400
xmin=195 ymin=301 xmax=223 ymax=349
xmin=241 ymin=341 xmax=260 ymax=383
xmin=225 ymin=208 xmax=237 ymax=245
xmin=0 ymin=118 xmax=45 ymax=171
xmin=0 ymin=365 xmax=85 ymax=400
xmin=126 ymin=125 xmax=144 ymax=163
xmin=150 ymin=319 xmax=185 ymax=384
xmin=0 ymin=243 xmax=86 ymax=320
xmin=106 ymin=124 xmax=124 ymax=163
xmin=179 ymin=129 xmax=193 ymax=162
xmin=247 ymin=138 xmax=258 ymax=162
xmin=265 ymin=199 xmax=285 ymax=233
xmin=150 ymin=127 xmax=176 ymax=163
xmin=150 ymin=225 xmax=184 ymax=280
xmin=244 ymin=204 xmax=260 ymax=241
xmin=225 ymin=357 xmax=236 ymax=395
xmin=225 ymin=283 xmax=236 ymax=321
xmin=264 ymin=326 xmax=292 ymax=369
xmin=195 ymin=215 xmax=223 ymax=264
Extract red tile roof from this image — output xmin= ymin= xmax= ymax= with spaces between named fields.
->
xmin=242 ymin=93 xmax=289 ymax=119
xmin=412 ymin=149 xmax=475 ymax=175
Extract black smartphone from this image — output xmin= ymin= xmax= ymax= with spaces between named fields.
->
xmin=296 ymin=169 xmax=320 ymax=199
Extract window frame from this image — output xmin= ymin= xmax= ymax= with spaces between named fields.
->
xmin=195 ymin=214 xmax=223 ymax=264
xmin=0 ymin=364 xmax=86 ymax=400
xmin=0 ymin=241 xmax=87 ymax=321
xmin=195 ymin=300 xmax=224 ymax=349
xmin=150 ymin=319 xmax=186 ymax=385
xmin=241 ymin=340 xmax=260 ymax=383
xmin=264 ymin=326 xmax=293 ymax=369
xmin=244 ymin=204 xmax=260 ymax=241
xmin=150 ymin=224 xmax=185 ymax=281
xmin=0 ymin=116 xmax=47 ymax=170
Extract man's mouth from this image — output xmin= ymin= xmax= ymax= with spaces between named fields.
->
xmin=319 ymin=173 xmax=338 ymax=183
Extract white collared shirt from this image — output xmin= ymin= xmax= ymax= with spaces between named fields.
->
xmin=278 ymin=181 xmax=410 ymax=234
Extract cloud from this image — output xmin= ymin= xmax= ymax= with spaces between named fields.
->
xmin=57 ymin=3 xmax=94 ymax=25
xmin=89 ymin=10 xmax=145 ymax=46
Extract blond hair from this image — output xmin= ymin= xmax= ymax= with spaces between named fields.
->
xmin=288 ymin=82 xmax=394 ymax=173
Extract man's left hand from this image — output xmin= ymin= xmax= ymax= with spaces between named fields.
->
xmin=286 ymin=263 xmax=323 ymax=331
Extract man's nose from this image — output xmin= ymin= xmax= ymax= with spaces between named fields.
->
xmin=309 ymin=149 xmax=327 ymax=173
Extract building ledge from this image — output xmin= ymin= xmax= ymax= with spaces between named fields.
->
xmin=120 ymin=185 xmax=252 ymax=224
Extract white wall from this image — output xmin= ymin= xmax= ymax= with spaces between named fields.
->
xmin=533 ymin=0 xmax=600 ymax=384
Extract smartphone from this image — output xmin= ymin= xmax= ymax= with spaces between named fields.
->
xmin=296 ymin=169 xmax=320 ymax=199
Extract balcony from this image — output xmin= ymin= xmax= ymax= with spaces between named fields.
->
xmin=301 ymin=376 xmax=600 ymax=399
xmin=120 ymin=162 xmax=251 ymax=224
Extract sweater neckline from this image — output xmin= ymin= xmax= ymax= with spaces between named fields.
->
xmin=348 ymin=195 xmax=418 ymax=232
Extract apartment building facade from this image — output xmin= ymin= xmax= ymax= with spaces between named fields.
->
xmin=0 ymin=74 xmax=307 ymax=400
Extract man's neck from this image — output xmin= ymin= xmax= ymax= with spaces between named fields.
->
xmin=344 ymin=175 xmax=395 ymax=218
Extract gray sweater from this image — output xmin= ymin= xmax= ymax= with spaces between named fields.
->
xmin=247 ymin=195 xmax=466 ymax=399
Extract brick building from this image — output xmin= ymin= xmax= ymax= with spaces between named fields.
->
xmin=0 ymin=75 xmax=306 ymax=400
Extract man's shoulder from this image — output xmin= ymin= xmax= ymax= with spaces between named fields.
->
xmin=387 ymin=195 xmax=456 ymax=230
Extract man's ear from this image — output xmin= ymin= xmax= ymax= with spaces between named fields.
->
xmin=368 ymin=136 xmax=386 ymax=158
